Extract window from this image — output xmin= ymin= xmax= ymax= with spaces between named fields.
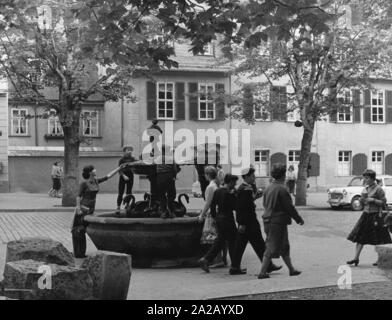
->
xmin=288 ymin=150 xmax=300 ymax=173
xmin=337 ymin=91 xmax=353 ymax=123
xmin=338 ymin=151 xmax=352 ymax=176
xmin=254 ymin=150 xmax=270 ymax=177
xmin=11 ymin=109 xmax=28 ymax=136
xmin=198 ymin=83 xmax=215 ymax=120
xmin=254 ymin=106 xmax=271 ymax=121
xmin=82 ymin=111 xmax=99 ymax=137
xmin=47 ymin=110 xmax=63 ymax=135
xmin=384 ymin=178 xmax=392 ymax=186
xmin=371 ymin=90 xmax=384 ymax=123
xmin=157 ymin=82 xmax=175 ymax=120
xmin=287 ymin=109 xmax=300 ymax=122
xmin=200 ymin=43 xmax=214 ymax=56
xmin=371 ymin=151 xmax=384 ymax=175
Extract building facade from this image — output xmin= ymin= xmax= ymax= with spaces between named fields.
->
xmin=6 ymin=41 xmax=231 ymax=193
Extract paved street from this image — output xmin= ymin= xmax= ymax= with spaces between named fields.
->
xmin=0 ymin=192 xmax=390 ymax=300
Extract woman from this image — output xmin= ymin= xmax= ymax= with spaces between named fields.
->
xmin=347 ymin=169 xmax=392 ymax=266
xmin=258 ymin=163 xmax=304 ymax=279
xmin=71 ymin=164 xmax=122 ymax=258
xmin=49 ymin=161 xmax=63 ymax=198
xmin=198 ymin=166 xmax=226 ymax=266
xmin=286 ymin=165 xmax=296 ymax=195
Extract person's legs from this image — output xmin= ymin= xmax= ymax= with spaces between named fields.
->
xmin=117 ymin=176 xmax=126 ymax=208
xmin=203 ymin=218 xmax=226 ymax=263
xmin=230 ymin=230 xmax=248 ymax=271
xmin=248 ymin=222 xmax=266 ymax=262
xmin=226 ymin=220 xmax=238 ymax=264
xmin=167 ymin=179 xmax=176 ymax=218
xmin=125 ymin=174 xmax=134 ymax=196
xmin=354 ymin=243 xmax=364 ymax=260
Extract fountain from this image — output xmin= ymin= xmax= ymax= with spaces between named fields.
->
xmin=84 ymin=122 xmax=221 ymax=268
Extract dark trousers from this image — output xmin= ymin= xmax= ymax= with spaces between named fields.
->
xmin=231 ymin=219 xmax=266 ymax=269
xmin=204 ymin=216 xmax=237 ymax=264
xmin=71 ymin=213 xmax=89 ymax=258
xmin=116 ymin=175 xmax=134 ymax=206
xmin=156 ymin=173 xmax=176 ymax=213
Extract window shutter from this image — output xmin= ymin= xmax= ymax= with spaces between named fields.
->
xmin=175 ymin=82 xmax=185 ymax=120
xmin=352 ymin=153 xmax=367 ymax=176
xmin=189 ymin=82 xmax=199 ymax=121
xmin=353 ymin=90 xmax=361 ymax=123
xmin=385 ymin=90 xmax=392 ymax=123
xmin=146 ymin=81 xmax=157 ymax=120
xmin=215 ymin=83 xmax=225 ymax=121
xmin=271 ymin=86 xmax=286 ymax=121
xmin=309 ymin=153 xmax=320 ymax=177
xmin=270 ymin=152 xmax=287 ymax=168
xmin=329 ymin=111 xmax=337 ymax=123
xmin=363 ymin=89 xmax=371 ymax=123
xmin=385 ymin=154 xmax=392 ymax=175
xmin=280 ymin=86 xmax=287 ymax=121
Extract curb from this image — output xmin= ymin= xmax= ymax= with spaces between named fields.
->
xmin=0 ymin=209 xmax=114 ymax=213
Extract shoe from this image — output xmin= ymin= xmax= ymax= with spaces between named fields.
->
xmin=346 ymin=259 xmax=359 ymax=267
xmin=373 ymin=262 xmax=378 ymax=266
xmin=209 ymin=261 xmax=226 ymax=269
xmin=257 ymin=273 xmax=270 ymax=279
xmin=115 ymin=207 xmax=121 ymax=214
xmin=267 ymin=264 xmax=283 ymax=273
xmin=289 ymin=270 xmax=302 ymax=276
xmin=229 ymin=268 xmax=247 ymax=275
xmin=198 ymin=258 xmax=210 ymax=273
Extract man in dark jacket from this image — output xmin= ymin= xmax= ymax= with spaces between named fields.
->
xmin=230 ymin=167 xmax=282 ymax=276
xmin=116 ymin=146 xmax=136 ymax=213
xmin=258 ymin=163 xmax=304 ymax=279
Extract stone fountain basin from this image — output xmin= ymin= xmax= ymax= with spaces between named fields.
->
xmin=84 ymin=211 xmax=203 ymax=268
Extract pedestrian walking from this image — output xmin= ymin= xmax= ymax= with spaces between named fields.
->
xmin=71 ymin=164 xmax=122 ymax=258
xmin=286 ymin=165 xmax=296 ymax=195
xmin=258 ymin=163 xmax=304 ymax=279
xmin=49 ymin=161 xmax=62 ymax=198
xmin=217 ymin=164 xmax=225 ymax=186
xmin=116 ymin=146 xmax=136 ymax=213
xmin=347 ymin=169 xmax=392 ymax=267
xmin=229 ymin=167 xmax=282 ymax=276
xmin=198 ymin=174 xmax=239 ymax=273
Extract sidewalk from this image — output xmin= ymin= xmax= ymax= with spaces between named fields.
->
xmin=0 ymin=192 xmax=329 ymax=212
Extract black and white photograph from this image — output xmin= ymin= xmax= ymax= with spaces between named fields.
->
xmin=0 ymin=0 xmax=392 ymax=306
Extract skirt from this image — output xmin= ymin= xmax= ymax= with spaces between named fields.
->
xmin=347 ymin=212 xmax=392 ymax=245
xmin=264 ymin=222 xmax=290 ymax=259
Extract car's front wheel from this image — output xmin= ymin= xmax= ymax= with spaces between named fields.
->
xmin=351 ymin=196 xmax=363 ymax=211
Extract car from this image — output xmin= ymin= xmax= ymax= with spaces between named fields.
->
xmin=327 ymin=175 xmax=392 ymax=211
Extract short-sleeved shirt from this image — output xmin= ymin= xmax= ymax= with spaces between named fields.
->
xmin=51 ymin=165 xmax=62 ymax=178
xmin=79 ymin=177 xmax=108 ymax=208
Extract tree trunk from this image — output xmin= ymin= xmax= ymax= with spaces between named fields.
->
xmin=61 ymin=111 xmax=81 ymax=207
xmin=295 ymin=122 xmax=315 ymax=206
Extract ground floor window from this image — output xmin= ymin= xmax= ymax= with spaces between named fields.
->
xmin=288 ymin=150 xmax=300 ymax=173
xmin=338 ymin=151 xmax=352 ymax=176
xmin=254 ymin=150 xmax=269 ymax=177
xmin=371 ymin=151 xmax=384 ymax=175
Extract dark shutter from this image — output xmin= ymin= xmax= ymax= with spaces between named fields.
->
xmin=309 ymin=153 xmax=320 ymax=177
xmin=270 ymin=152 xmax=287 ymax=168
xmin=175 ymin=82 xmax=185 ymax=120
xmin=215 ymin=83 xmax=225 ymax=121
xmin=353 ymin=89 xmax=361 ymax=123
xmin=385 ymin=90 xmax=392 ymax=123
xmin=352 ymin=153 xmax=367 ymax=176
xmin=329 ymin=110 xmax=337 ymax=123
xmin=146 ymin=81 xmax=156 ymax=120
xmin=189 ymin=82 xmax=199 ymax=121
xmin=271 ymin=86 xmax=287 ymax=121
xmin=364 ymin=89 xmax=371 ymax=123
xmin=385 ymin=154 xmax=392 ymax=175
xmin=364 ymin=107 xmax=371 ymax=123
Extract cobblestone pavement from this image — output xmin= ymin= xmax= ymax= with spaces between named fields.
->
xmin=223 ymin=281 xmax=392 ymax=300
xmin=0 ymin=211 xmax=95 ymax=251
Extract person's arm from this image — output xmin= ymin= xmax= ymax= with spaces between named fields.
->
xmin=279 ymin=188 xmax=304 ymax=225
xmin=75 ymin=183 xmax=86 ymax=215
xmin=98 ymin=166 xmax=122 ymax=183
xmin=368 ymin=188 xmax=387 ymax=208
xmin=200 ymin=185 xmax=215 ymax=219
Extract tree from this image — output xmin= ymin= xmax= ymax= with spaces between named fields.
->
xmin=216 ymin=0 xmax=392 ymax=205
xmin=0 ymin=0 xmax=241 ymax=206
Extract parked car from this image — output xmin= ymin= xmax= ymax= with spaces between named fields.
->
xmin=327 ymin=175 xmax=392 ymax=211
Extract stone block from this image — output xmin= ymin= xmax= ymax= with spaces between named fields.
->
xmin=81 ymin=251 xmax=131 ymax=300
xmin=376 ymin=244 xmax=392 ymax=269
xmin=6 ymin=237 xmax=74 ymax=266
xmin=3 ymin=260 xmax=93 ymax=300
